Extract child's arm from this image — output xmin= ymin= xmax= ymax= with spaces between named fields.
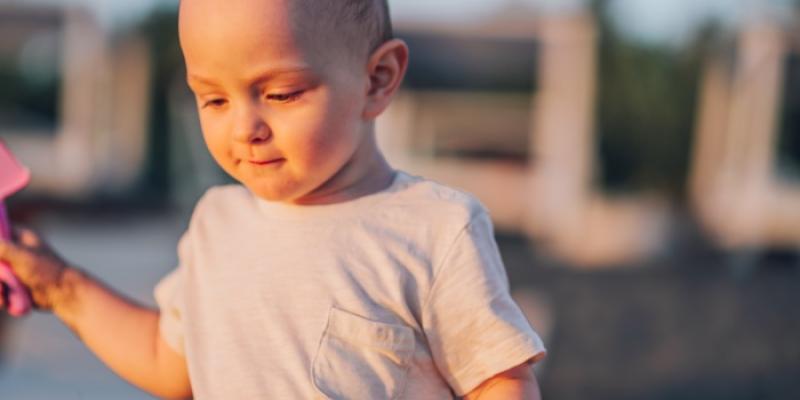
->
xmin=0 ymin=229 xmax=192 ymax=400
xmin=463 ymin=362 xmax=541 ymax=400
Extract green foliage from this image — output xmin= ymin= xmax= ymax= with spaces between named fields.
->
xmin=591 ymin=0 xmax=713 ymax=198
xmin=0 ymin=57 xmax=60 ymax=133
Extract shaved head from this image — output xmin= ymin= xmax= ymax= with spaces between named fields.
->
xmin=292 ymin=0 xmax=393 ymax=59
xmin=180 ymin=0 xmax=393 ymax=63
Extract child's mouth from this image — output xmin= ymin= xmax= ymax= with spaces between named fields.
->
xmin=249 ymin=158 xmax=285 ymax=166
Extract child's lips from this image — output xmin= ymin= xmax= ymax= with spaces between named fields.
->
xmin=249 ymin=158 xmax=285 ymax=166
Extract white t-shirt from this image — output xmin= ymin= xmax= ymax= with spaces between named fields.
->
xmin=155 ymin=171 xmax=546 ymax=399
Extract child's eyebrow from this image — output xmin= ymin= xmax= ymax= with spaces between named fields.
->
xmin=187 ymin=74 xmax=220 ymax=87
xmin=187 ymin=67 xmax=314 ymax=88
xmin=249 ymin=67 xmax=315 ymax=84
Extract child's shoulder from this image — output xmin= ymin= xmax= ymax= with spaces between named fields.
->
xmin=385 ymin=171 xmax=489 ymax=225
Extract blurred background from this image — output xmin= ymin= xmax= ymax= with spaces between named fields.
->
xmin=1 ymin=0 xmax=799 ymax=398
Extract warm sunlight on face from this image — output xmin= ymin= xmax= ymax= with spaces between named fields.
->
xmin=179 ymin=0 xmax=372 ymax=203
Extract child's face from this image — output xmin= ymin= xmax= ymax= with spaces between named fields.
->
xmin=179 ymin=0 xmax=374 ymax=203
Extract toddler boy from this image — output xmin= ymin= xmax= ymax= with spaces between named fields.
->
xmin=0 ymin=0 xmax=546 ymax=398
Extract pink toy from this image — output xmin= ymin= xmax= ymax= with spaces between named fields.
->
xmin=0 ymin=139 xmax=33 ymax=316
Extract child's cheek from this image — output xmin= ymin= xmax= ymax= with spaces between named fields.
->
xmin=199 ymin=118 xmax=232 ymax=165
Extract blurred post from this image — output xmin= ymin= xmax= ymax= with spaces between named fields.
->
xmin=691 ymin=18 xmax=800 ymax=248
xmin=525 ymin=11 xmax=669 ymax=268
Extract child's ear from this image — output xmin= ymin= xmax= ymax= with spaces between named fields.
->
xmin=363 ymin=39 xmax=409 ymax=119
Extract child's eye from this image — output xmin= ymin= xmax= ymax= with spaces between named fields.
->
xmin=202 ymin=98 xmax=228 ymax=109
xmin=266 ymin=90 xmax=304 ymax=103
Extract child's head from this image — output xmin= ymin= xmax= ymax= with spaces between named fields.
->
xmin=178 ymin=0 xmax=407 ymax=204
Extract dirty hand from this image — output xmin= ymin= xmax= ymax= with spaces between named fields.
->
xmin=0 ymin=227 xmax=71 ymax=311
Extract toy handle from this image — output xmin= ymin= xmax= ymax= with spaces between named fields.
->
xmin=0 ymin=202 xmax=32 ymax=317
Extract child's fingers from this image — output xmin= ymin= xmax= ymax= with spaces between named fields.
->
xmin=0 ymin=239 xmax=28 ymax=267
xmin=12 ymin=226 xmax=41 ymax=248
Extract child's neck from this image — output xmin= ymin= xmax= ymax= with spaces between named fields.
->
xmin=290 ymin=135 xmax=395 ymax=206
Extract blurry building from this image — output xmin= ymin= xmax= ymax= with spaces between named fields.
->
xmin=0 ymin=4 xmax=151 ymax=200
xmin=379 ymin=13 xmax=538 ymax=231
xmin=1 ymin=2 xmax=796 ymax=267
xmin=380 ymin=8 xmax=670 ymax=268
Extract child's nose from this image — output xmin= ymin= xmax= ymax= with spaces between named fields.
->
xmin=233 ymin=105 xmax=271 ymax=144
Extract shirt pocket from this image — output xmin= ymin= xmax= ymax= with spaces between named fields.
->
xmin=312 ymin=306 xmax=415 ymax=400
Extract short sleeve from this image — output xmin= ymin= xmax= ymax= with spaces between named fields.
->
xmin=422 ymin=210 xmax=547 ymax=396
xmin=154 ymin=233 xmax=191 ymax=355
